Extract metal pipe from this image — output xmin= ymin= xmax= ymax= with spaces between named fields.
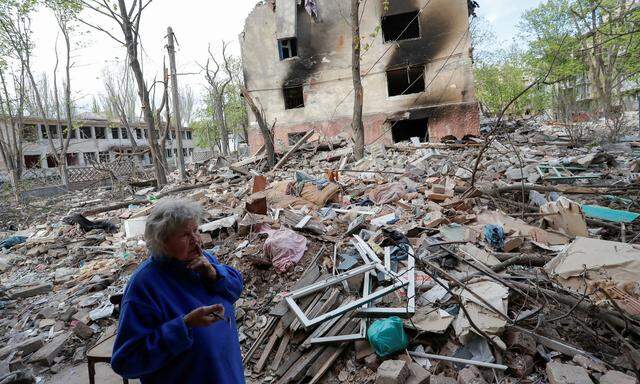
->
xmin=408 ymin=351 xmax=508 ymax=370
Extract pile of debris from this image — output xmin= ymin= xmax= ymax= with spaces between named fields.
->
xmin=2 ymin=124 xmax=640 ymax=384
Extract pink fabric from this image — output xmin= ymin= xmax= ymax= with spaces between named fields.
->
xmin=258 ymin=225 xmax=308 ymax=272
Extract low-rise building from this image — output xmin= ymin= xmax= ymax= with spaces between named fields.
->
xmin=0 ymin=114 xmax=196 ymax=180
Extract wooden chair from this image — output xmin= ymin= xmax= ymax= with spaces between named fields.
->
xmin=86 ymin=294 xmax=128 ymax=384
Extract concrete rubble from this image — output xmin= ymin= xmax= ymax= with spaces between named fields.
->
xmin=1 ymin=123 xmax=640 ymax=383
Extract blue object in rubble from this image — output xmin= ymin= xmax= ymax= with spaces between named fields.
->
xmin=483 ymin=224 xmax=505 ymax=251
xmin=581 ymin=205 xmax=640 ymax=224
xmin=0 ymin=235 xmax=27 ymax=250
xmin=367 ymin=317 xmax=409 ymax=357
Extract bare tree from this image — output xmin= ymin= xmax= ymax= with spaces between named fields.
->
xmin=240 ymin=86 xmax=276 ymax=168
xmin=0 ymin=65 xmax=23 ymax=201
xmin=203 ymin=42 xmax=232 ymax=156
xmin=79 ymin=0 xmax=167 ymax=186
xmin=102 ymin=66 xmax=143 ymax=165
xmin=0 ymin=3 xmax=70 ymax=187
xmin=351 ymin=0 xmax=365 ymax=160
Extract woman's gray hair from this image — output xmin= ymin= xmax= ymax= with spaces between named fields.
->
xmin=144 ymin=199 xmax=204 ymax=254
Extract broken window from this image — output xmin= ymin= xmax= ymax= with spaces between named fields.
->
xmin=278 ymin=38 xmax=298 ymax=60
xmin=46 ymin=155 xmax=58 ymax=168
xmin=63 ymin=126 xmax=76 ymax=139
xmin=66 ymin=153 xmax=80 ymax=166
xmin=386 ymin=65 xmax=425 ymax=96
xmin=24 ymin=155 xmax=40 ymax=169
xmin=23 ymin=124 xmax=37 ymax=142
xmin=111 ymin=127 xmax=120 ymax=139
xmin=40 ymin=125 xmax=48 ymax=139
xmin=391 ymin=118 xmax=429 ymax=143
xmin=381 ymin=11 xmax=420 ymax=42
xmin=80 ymin=126 xmax=92 ymax=139
xmin=283 ymin=84 xmax=304 ymax=109
xmin=136 ymin=129 xmax=143 ymax=140
xmin=121 ymin=128 xmax=128 ymax=139
xmin=95 ymin=127 xmax=106 ymax=139
xmin=99 ymin=152 xmax=110 ymax=163
xmin=84 ymin=152 xmax=97 ymax=164
xmin=288 ymin=132 xmax=307 ymax=145
xmin=48 ymin=125 xmax=59 ymax=139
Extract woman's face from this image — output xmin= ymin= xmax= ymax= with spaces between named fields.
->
xmin=163 ymin=220 xmax=202 ymax=261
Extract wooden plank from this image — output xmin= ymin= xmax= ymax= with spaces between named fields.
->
xmin=271 ymin=265 xmax=320 ymax=317
xmin=254 ymin=322 xmax=284 ymax=373
xmin=306 ymin=322 xmax=359 ymax=383
xmin=282 ymin=210 xmax=326 ymax=235
xmin=273 ymin=130 xmax=314 ymax=170
xmin=243 ymin=316 xmax=278 ymax=364
xmin=307 ymin=346 xmax=347 ymax=384
xmin=270 ymin=332 xmax=291 ymax=372
xmin=275 ymin=312 xmax=355 ymax=384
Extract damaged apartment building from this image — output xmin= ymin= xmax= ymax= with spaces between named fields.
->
xmin=240 ymin=0 xmax=480 ymax=151
xmin=0 ymin=114 xmax=196 ymax=181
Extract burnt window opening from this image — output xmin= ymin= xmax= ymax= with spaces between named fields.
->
xmin=23 ymin=124 xmax=37 ymax=142
xmin=278 ymin=38 xmax=298 ymax=60
xmin=24 ymin=155 xmax=41 ymax=169
xmin=95 ymin=127 xmax=106 ymax=139
xmin=288 ymin=132 xmax=307 ymax=145
xmin=391 ymin=118 xmax=429 ymax=143
xmin=80 ymin=126 xmax=92 ymax=139
xmin=381 ymin=11 xmax=420 ymax=42
xmin=386 ymin=66 xmax=425 ymax=96
xmin=46 ymin=155 xmax=58 ymax=168
xmin=283 ymin=85 xmax=304 ymax=109
xmin=66 ymin=153 xmax=80 ymax=166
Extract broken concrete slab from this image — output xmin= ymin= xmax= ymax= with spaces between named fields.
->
xmin=30 ymin=332 xmax=71 ymax=366
xmin=546 ymin=362 xmax=594 ymax=384
xmin=430 ymin=374 xmax=457 ymax=384
xmin=0 ymin=336 xmax=44 ymax=358
xmin=9 ymin=283 xmax=53 ymax=299
xmin=406 ymin=362 xmax=430 ymax=384
xmin=376 ymin=360 xmax=410 ymax=384
xmin=457 ymin=366 xmax=488 ymax=384
xmin=599 ymin=370 xmax=637 ymax=384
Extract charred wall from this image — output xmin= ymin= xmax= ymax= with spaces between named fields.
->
xmin=240 ymin=0 xmax=479 ymax=151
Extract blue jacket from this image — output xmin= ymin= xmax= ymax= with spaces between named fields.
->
xmin=111 ymin=251 xmax=245 ymax=384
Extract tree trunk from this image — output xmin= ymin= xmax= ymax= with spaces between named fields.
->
xmin=167 ymin=26 xmax=186 ymax=180
xmin=351 ymin=0 xmax=365 ymax=160
xmin=241 ymin=86 xmax=275 ymax=168
xmin=214 ymin=92 xmax=229 ymax=155
xmin=118 ymin=0 xmax=166 ymax=186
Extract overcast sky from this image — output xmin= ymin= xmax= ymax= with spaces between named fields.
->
xmin=26 ymin=0 xmax=544 ymax=111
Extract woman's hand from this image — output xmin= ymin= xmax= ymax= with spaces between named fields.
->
xmin=183 ymin=304 xmax=225 ymax=328
xmin=186 ymin=253 xmax=218 ymax=282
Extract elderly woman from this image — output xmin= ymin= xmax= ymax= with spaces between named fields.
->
xmin=111 ymin=200 xmax=244 ymax=384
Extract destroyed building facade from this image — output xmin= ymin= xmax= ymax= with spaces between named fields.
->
xmin=240 ymin=0 xmax=480 ymax=151
xmin=0 ymin=115 xmax=196 ymax=181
